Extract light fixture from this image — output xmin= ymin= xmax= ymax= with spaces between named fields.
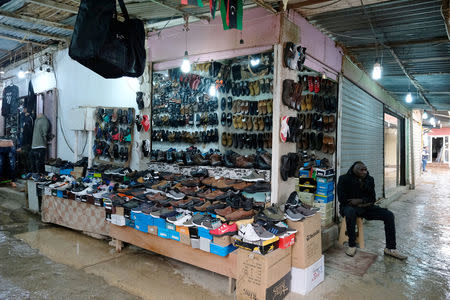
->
xmin=250 ymin=57 xmax=260 ymax=66
xmin=423 ymin=112 xmax=428 ymax=119
xmin=405 ymin=92 xmax=412 ymax=103
xmin=18 ymin=69 xmax=25 ymax=79
xmin=430 ymin=117 xmax=435 ymax=124
xmin=322 ymin=73 xmax=327 ymax=80
xmin=208 ymin=84 xmax=216 ymax=97
xmin=181 ymin=51 xmax=191 ymax=73
xmin=181 ymin=15 xmax=190 ymax=73
xmin=372 ymin=60 xmax=382 ymax=80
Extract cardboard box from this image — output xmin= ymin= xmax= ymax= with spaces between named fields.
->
xmin=314 ymin=193 xmax=334 ymax=203
xmin=233 ymin=236 xmax=279 ymax=255
xmin=291 ymin=255 xmax=324 ymax=295
xmin=316 ymin=176 xmax=334 ymax=184
xmin=176 ymin=226 xmax=190 ymax=236
xmin=200 ymin=237 xmax=211 ymax=252
xmin=278 ymin=233 xmax=295 ymax=249
xmin=298 ymin=192 xmax=315 ymax=206
xmin=166 ymin=223 xmax=176 ymax=231
xmin=210 ymin=243 xmax=236 ymax=257
xmin=158 ymin=228 xmax=169 ymax=239
xmin=191 ymin=238 xmax=200 ymax=249
xmin=287 ymin=213 xmax=322 ymax=269
xmin=213 ymin=235 xmax=232 ymax=247
xmin=169 ymin=230 xmax=180 ymax=241
xmin=198 ymin=227 xmax=213 ymax=240
xmin=236 ymin=248 xmax=292 ymax=300
xmin=189 ymin=227 xmax=199 ymax=238
xmin=180 ymin=233 xmax=191 ymax=245
xmin=148 ymin=226 xmax=158 ymax=235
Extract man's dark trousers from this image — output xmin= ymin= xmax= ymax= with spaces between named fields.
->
xmin=30 ymin=148 xmax=46 ymax=173
xmin=342 ymin=205 xmax=396 ymax=249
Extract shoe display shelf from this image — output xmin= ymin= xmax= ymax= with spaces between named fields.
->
xmin=93 ymin=107 xmax=135 ymax=168
xmin=150 ymin=52 xmax=274 ymax=158
xmin=147 ymin=161 xmax=271 ymax=182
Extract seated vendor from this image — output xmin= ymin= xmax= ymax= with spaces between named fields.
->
xmin=337 ymin=161 xmax=407 ymax=260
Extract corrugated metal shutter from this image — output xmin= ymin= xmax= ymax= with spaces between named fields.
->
xmin=412 ymin=120 xmax=422 ymax=183
xmin=339 ymin=78 xmax=384 ymax=199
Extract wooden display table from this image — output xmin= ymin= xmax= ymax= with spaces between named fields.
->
xmin=109 ymin=225 xmax=237 ymax=291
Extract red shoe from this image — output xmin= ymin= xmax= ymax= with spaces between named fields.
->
xmin=209 ymin=223 xmax=238 ymax=237
xmin=314 ymin=77 xmax=320 ymax=93
xmin=308 ymin=76 xmax=314 ymax=92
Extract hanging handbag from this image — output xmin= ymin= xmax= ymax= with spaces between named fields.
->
xmin=69 ymin=0 xmax=146 ymax=78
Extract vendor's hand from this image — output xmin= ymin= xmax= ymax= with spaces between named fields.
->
xmin=17 ymin=148 xmax=22 ymax=152
xmin=349 ymin=198 xmax=363 ymax=206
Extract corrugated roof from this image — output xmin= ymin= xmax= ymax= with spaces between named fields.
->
xmin=307 ymin=0 xmax=450 ymax=110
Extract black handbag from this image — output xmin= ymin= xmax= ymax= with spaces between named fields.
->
xmin=69 ymin=0 xmax=146 ymax=78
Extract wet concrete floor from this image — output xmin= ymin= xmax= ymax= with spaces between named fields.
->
xmin=0 ymin=168 xmax=449 ymax=299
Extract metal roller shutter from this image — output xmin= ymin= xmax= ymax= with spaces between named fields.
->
xmin=339 ymin=78 xmax=384 ymax=199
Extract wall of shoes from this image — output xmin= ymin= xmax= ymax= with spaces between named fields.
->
xmin=151 ymin=52 xmax=274 ymax=157
xmin=93 ymin=107 xmax=135 ymax=167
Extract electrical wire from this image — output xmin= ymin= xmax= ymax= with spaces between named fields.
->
xmin=440 ymin=4 xmax=450 ymax=40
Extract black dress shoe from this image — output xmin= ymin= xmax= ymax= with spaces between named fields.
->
xmin=256 ymin=155 xmax=270 ymax=170
xmin=227 ymin=96 xmax=233 ymax=110
xmin=316 ymin=132 xmax=324 ymax=151
xmin=233 ymin=133 xmax=238 ymax=148
xmin=280 ymin=155 xmax=289 ymax=181
xmin=309 ymin=132 xmax=316 ymax=150
xmin=226 ymin=113 xmax=232 ymax=127
xmin=221 ymin=97 xmax=226 ymax=110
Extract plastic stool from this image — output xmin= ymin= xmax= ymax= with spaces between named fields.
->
xmin=338 ymin=216 xmax=365 ymax=249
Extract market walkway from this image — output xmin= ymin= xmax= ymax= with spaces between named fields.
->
xmin=0 ymin=168 xmax=449 ymax=299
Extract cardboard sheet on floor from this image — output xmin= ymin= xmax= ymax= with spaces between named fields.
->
xmin=325 ymin=247 xmax=377 ymax=276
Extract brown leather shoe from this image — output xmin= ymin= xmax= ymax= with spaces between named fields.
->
xmin=194 ymin=201 xmax=212 ymax=211
xmin=151 ymin=180 xmax=168 ymax=190
xmin=213 ymin=178 xmax=237 ymax=189
xmin=328 ymin=115 xmax=336 ymax=132
xmin=231 ymin=181 xmax=253 ymax=190
xmin=215 ymin=206 xmax=237 ymax=216
xmin=235 ymin=155 xmax=255 ymax=168
xmin=180 ymin=178 xmax=201 ymax=187
xmin=305 ymin=113 xmax=312 ymax=129
xmin=221 ymin=132 xmax=227 ymax=146
xmin=210 ymin=153 xmax=222 ymax=166
xmin=246 ymin=116 xmax=253 ymax=131
xmin=259 ymin=152 xmax=271 ymax=165
xmin=227 ymin=133 xmax=233 ymax=146
xmin=225 ymin=208 xmax=255 ymax=221
xmin=328 ymin=136 xmax=335 ymax=154
xmin=178 ymin=185 xmax=201 ymax=196
xmin=146 ymin=192 xmax=166 ymax=202
xmin=204 ymin=189 xmax=225 ymax=200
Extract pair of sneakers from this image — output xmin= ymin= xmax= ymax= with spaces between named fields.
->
xmin=238 ymin=223 xmax=276 ymax=242
xmin=346 ymin=246 xmax=407 ymax=260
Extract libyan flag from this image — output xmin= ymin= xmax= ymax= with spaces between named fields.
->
xmin=181 ymin=0 xmax=203 ymax=7
xmin=220 ymin=0 xmax=243 ymax=30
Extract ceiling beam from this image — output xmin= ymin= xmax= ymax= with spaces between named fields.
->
xmin=252 ymin=0 xmax=277 ymax=14
xmin=347 ymin=37 xmax=449 ymax=50
xmin=0 ymin=33 xmax=47 ymax=46
xmin=443 ymin=0 xmax=450 ymax=39
xmin=390 ymin=91 xmax=450 ymax=95
xmin=0 ymin=23 xmax=68 ymax=42
xmin=148 ymin=0 xmax=210 ymax=23
xmin=287 ymin=0 xmax=331 ymax=10
xmin=25 ymin=0 xmax=78 ymax=14
xmin=0 ymin=9 xmax=73 ymax=31
xmin=383 ymin=72 xmax=450 ymax=76
xmin=387 ymin=47 xmax=435 ymax=111
xmin=382 ymin=56 xmax=450 ymax=64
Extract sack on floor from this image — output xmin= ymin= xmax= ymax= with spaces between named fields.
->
xmin=69 ymin=0 xmax=146 ymax=78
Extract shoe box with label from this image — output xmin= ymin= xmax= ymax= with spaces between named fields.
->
xmin=287 ymin=213 xmax=324 ymax=295
xmin=233 ymin=235 xmax=279 ymax=255
xmin=236 ymin=247 xmax=292 ymax=300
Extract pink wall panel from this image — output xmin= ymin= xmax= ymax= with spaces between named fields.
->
xmin=288 ymin=10 xmax=342 ymax=77
xmin=148 ymin=7 xmax=280 ymax=64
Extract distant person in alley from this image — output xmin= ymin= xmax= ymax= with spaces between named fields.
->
xmin=422 ymin=146 xmax=430 ymax=172
xmin=337 ymin=161 xmax=407 ymax=260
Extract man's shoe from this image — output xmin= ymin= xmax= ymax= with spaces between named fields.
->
xmin=210 ymin=223 xmax=238 ymax=237
xmin=345 ymin=246 xmax=356 ymax=257
xmin=384 ymin=248 xmax=408 ymax=260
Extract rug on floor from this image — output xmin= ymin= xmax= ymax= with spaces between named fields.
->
xmin=324 ymin=247 xmax=378 ymax=276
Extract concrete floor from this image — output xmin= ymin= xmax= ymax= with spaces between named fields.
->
xmin=1 ymin=168 xmax=449 ymax=299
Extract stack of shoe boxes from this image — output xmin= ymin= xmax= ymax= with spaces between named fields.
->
xmin=314 ymin=174 xmax=335 ymax=227
xmin=287 ymin=213 xmax=324 ymax=295
xmin=236 ymin=248 xmax=292 ymax=300
xmin=298 ymin=177 xmax=317 ymax=207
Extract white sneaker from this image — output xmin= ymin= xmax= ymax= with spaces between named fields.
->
xmin=72 ymin=187 xmax=94 ymax=196
xmin=93 ymin=190 xmax=108 ymax=198
xmin=174 ymin=214 xmax=193 ymax=227
xmin=240 ymin=224 xmax=261 ymax=242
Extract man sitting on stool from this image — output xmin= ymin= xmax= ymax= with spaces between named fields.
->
xmin=337 ymin=161 xmax=407 ymax=260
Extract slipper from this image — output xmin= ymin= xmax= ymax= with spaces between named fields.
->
xmin=221 ymin=97 xmax=226 ymax=110
xmin=282 ymin=79 xmax=295 ymax=108
xmin=141 ymin=115 xmax=150 ymax=132
xmin=308 ymin=76 xmax=314 ymax=92
xmin=328 ymin=115 xmax=336 ymax=132
xmin=280 ymin=116 xmax=289 ymax=143
xmin=314 ymin=76 xmax=320 ymax=93
xmin=283 ymin=42 xmax=295 ymax=69
xmin=226 ymin=113 xmax=233 ymax=127
xmin=322 ymin=136 xmax=328 ymax=153
xmin=328 ymin=137 xmax=335 ymax=154
xmin=221 ymin=112 xmax=226 ymax=126
xmin=227 ymin=96 xmax=233 ymax=110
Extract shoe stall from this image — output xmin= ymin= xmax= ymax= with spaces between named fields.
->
xmin=26 ymin=7 xmax=343 ymax=299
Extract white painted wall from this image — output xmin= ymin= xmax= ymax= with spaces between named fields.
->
xmin=2 ymin=49 xmax=142 ymax=170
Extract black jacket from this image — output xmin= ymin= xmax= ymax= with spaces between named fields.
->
xmin=337 ymin=162 xmax=376 ymax=214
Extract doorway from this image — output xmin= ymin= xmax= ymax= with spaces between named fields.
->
xmin=384 ymin=113 xmax=405 ymax=196
xmin=431 ymin=137 xmax=444 ymax=162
